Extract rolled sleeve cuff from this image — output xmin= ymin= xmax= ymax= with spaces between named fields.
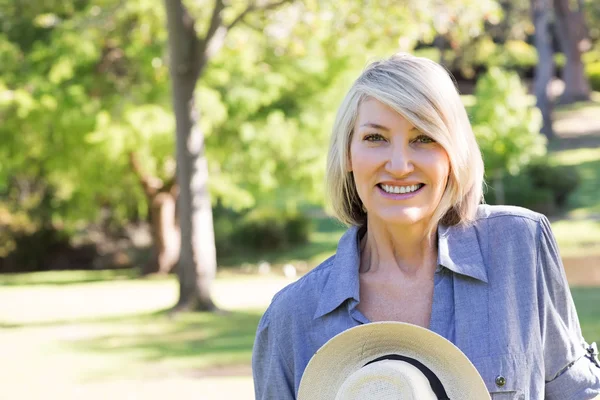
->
xmin=545 ymin=350 xmax=600 ymax=400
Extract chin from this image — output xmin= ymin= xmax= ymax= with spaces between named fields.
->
xmin=372 ymin=207 xmax=430 ymax=227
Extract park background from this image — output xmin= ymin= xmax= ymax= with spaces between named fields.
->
xmin=1 ymin=0 xmax=600 ymax=398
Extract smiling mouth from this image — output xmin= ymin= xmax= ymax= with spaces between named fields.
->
xmin=377 ymin=183 xmax=425 ymax=194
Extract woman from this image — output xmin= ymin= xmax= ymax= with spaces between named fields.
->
xmin=252 ymin=53 xmax=600 ymax=399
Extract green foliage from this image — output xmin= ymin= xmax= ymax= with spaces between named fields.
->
xmin=582 ymin=49 xmax=600 ymax=65
xmin=486 ymin=159 xmax=581 ymax=215
xmin=214 ymin=206 xmax=312 ymax=255
xmin=0 ymin=0 xmax=169 ymax=229
xmin=486 ymin=173 xmax=556 ymax=215
xmin=501 ymin=40 xmax=538 ymax=68
xmin=5 ymin=227 xmax=72 ymax=272
xmin=527 ymin=161 xmax=581 ymax=208
xmin=554 ymin=53 xmax=566 ymax=69
xmin=548 ymin=147 xmax=600 ymax=216
xmin=284 ymin=213 xmax=313 ymax=246
xmin=584 ymin=0 xmax=600 ymax=42
xmin=471 ymin=67 xmax=547 ymax=177
xmin=474 ymin=39 xmax=538 ymax=70
xmin=586 ymin=61 xmax=600 ymax=91
xmin=0 ymin=204 xmax=34 ymax=258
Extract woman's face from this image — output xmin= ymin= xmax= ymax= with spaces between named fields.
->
xmin=348 ymin=98 xmax=450 ymax=228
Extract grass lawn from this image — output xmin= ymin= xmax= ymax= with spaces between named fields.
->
xmin=572 ymin=287 xmax=600 ymax=341
xmin=0 ymin=271 xmax=294 ymax=400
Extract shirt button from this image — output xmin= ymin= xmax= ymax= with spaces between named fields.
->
xmin=495 ymin=375 xmax=506 ymax=387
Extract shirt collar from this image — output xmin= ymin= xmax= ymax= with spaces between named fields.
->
xmin=313 ymin=222 xmax=488 ymax=320
xmin=437 ymin=222 xmax=488 ymax=284
xmin=314 ymin=225 xmax=362 ymax=319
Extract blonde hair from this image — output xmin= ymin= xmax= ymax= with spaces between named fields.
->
xmin=326 ymin=53 xmax=484 ymax=234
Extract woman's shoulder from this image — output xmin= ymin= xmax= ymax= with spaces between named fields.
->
xmin=442 ymin=204 xmax=547 ymax=251
xmin=466 ymin=204 xmax=561 ymax=282
xmin=470 ymin=204 xmax=548 ymax=240
xmin=475 ymin=204 xmax=546 ymax=225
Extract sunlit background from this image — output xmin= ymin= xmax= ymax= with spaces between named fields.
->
xmin=1 ymin=0 xmax=599 ymax=398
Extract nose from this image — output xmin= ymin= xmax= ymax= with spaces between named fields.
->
xmin=385 ymin=142 xmax=414 ymax=176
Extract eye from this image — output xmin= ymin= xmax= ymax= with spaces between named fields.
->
xmin=413 ymin=135 xmax=435 ymax=144
xmin=364 ymin=133 xmax=387 ymax=142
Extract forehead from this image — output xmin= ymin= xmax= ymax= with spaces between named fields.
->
xmin=355 ymin=98 xmax=414 ymax=130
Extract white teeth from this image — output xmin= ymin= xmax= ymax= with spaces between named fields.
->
xmin=381 ymin=184 xmax=421 ymax=194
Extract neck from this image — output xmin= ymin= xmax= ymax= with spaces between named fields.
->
xmin=360 ymin=217 xmax=438 ymax=277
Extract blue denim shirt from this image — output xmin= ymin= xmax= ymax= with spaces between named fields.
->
xmin=252 ymin=205 xmax=600 ymax=399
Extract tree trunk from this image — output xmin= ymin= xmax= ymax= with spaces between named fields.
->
xmin=434 ymin=35 xmax=448 ymax=68
xmin=129 ymin=153 xmax=180 ymax=275
xmin=147 ymin=190 xmax=180 ymax=275
xmin=165 ymin=0 xmax=217 ymax=312
xmin=162 ymin=0 xmax=290 ymax=312
xmin=553 ymin=0 xmax=591 ymax=104
xmin=531 ymin=0 xmax=555 ymax=139
xmin=129 ymin=152 xmax=180 ymax=275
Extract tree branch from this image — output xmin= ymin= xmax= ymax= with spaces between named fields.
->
xmin=228 ymin=0 xmax=292 ymax=30
xmin=196 ymin=0 xmax=293 ymax=69
xmin=226 ymin=3 xmax=256 ymax=31
xmin=128 ymin=152 xmax=164 ymax=198
xmin=163 ymin=175 xmax=178 ymax=196
xmin=192 ymin=0 xmax=226 ymax=76
xmin=203 ymin=0 xmax=226 ymax=45
xmin=241 ymin=18 xmax=264 ymax=32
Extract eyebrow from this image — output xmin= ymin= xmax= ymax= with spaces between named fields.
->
xmin=359 ymin=122 xmax=390 ymax=131
xmin=359 ymin=122 xmax=418 ymax=132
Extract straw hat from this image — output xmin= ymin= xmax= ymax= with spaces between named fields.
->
xmin=298 ymin=322 xmax=490 ymax=400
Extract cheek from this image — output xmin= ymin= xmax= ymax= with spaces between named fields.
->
xmin=349 ymin=146 xmax=375 ymax=177
xmin=438 ymin=154 xmax=451 ymax=181
xmin=436 ymin=155 xmax=451 ymax=192
xmin=423 ymin=150 xmax=450 ymax=188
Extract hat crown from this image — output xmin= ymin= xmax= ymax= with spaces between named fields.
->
xmin=297 ymin=322 xmax=491 ymax=400
xmin=335 ymin=360 xmax=438 ymax=400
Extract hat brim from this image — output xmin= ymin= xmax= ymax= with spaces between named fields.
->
xmin=298 ymin=322 xmax=490 ymax=400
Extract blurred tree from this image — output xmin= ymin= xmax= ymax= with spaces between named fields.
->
xmin=471 ymin=68 xmax=546 ymax=204
xmin=492 ymin=0 xmax=531 ymax=42
xmin=553 ymin=0 xmax=592 ymax=103
xmin=583 ymin=0 xmax=600 ymax=43
xmin=163 ymin=0 xmax=294 ymax=312
xmin=531 ymin=0 xmax=555 ymax=138
xmin=0 ymin=0 xmax=173 ymax=267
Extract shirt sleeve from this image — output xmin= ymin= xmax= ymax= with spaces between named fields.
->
xmin=536 ymin=216 xmax=600 ymax=399
xmin=252 ymin=305 xmax=296 ymax=400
